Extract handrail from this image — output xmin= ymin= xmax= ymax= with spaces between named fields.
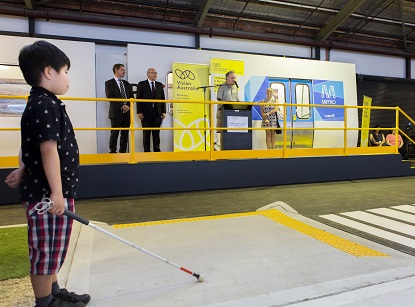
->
xmin=0 ymin=95 xmax=414 ymax=166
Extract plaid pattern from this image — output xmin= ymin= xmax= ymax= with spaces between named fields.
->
xmin=25 ymin=198 xmax=74 ymax=275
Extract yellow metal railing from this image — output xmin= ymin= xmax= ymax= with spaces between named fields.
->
xmin=0 ymin=95 xmax=414 ymax=167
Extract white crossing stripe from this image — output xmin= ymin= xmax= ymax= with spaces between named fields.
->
xmin=340 ymin=211 xmax=415 ymax=237
xmin=320 ymin=214 xmax=415 ymax=249
xmin=391 ymin=205 xmax=415 ymax=214
xmin=367 ymin=208 xmax=415 ymax=224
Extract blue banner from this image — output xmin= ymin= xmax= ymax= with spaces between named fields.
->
xmin=313 ymin=80 xmax=344 ymax=121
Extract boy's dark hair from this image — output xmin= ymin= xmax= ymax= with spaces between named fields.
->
xmin=18 ymin=40 xmax=70 ymax=86
xmin=112 ymin=64 xmax=125 ymax=74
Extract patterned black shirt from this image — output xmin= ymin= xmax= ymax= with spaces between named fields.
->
xmin=19 ymin=86 xmax=79 ymax=201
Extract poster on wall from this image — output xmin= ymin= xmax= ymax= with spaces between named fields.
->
xmin=172 ymin=62 xmax=209 ymax=152
xmin=312 ymin=80 xmax=344 ymax=121
xmin=0 ymin=64 xmax=30 ymax=116
xmin=209 ymin=58 xmax=244 ymax=102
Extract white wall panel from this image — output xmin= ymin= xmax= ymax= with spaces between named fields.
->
xmin=0 ymin=35 xmax=96 ymax=155
xmin=200 ymin=36 xmax=311 ymax=58
xmin=95 ymin=45 xmax=128 ymax=153
xmin=0 ymin=15 xmax=28 ymax=34
xmin=330 ymin=50 xmax=405 ymax=78
xmin=36 ymin=20 xmax=195 ymax=47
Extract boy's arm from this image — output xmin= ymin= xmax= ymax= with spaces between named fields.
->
xmin=40 ymin=140 xmax=65 ymax=215
xmin=4 ymin=148 xmax=25 ymax=189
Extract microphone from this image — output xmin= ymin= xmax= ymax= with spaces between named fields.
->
xmin=234 ymin=81 xmax=239 ymax=88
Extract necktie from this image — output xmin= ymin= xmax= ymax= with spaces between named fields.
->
xmin=119 ymin=79 xmax=126 ymax=99
xmin=151 ymin=81 xmax=155 ymax=97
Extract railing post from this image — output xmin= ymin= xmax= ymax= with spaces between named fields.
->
xmin=395 ymin=107 xmax=399 ymax=154
xmin=210 ymin=100 xmax=215 ymax=161
xmin=282 ymin=102 xmax=287 ymax=158
xmin=343 ymin=105 xmax=348 ymax=156
xmin=129 ymin=98 xmax=137 ymax=164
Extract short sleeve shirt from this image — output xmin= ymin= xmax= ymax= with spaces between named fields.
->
xmin=19 ymin=86 xmax=79 ymax=201
xmin=217 ymin=83 xmax=239 ymax=102
xmin=386 ymin=134 xmax=403 ymax=146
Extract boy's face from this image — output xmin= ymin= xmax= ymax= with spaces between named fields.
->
xmin=49 ymin=65 xmax=70 ymax=95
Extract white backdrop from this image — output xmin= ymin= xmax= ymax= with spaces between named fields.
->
xmin=0 ymin=35 xmax=96 ymax=155
xmin=127 ymin=44 xmax=358 ymax=150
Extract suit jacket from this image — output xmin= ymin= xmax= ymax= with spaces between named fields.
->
xmin=136 ymin=80 xmax=166 ymax=116
xmin=105 ymin=78 xmax=134 ymax=119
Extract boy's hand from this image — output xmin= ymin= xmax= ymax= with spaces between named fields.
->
xmin=48 ymin=192 xmax=65 ymax=215
xmin=4 ymin=168 xmax=24 ymax=189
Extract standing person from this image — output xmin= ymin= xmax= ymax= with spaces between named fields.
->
xmin=260 ymin=87 xmax=280 ymax=149
xmin=105 ymin=64 xmax=134 ymax=153
xmin=136 ymin=68 xmax=166 ymax=152
xmin=386 ymin=129 xmax=407 ymax=159
xmin=216 ymin=70 xmax=239 ymax=128
xmin=4 ymin=41 xmax=90 ymax=306
xmin=215 ymin=70 xmax=239 ymax=150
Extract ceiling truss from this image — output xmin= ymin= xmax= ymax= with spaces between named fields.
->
xmin=0 ymin=0 xmax=413 ymax=56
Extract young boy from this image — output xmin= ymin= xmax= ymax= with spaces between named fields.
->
xmin=4 ymin=41 xmax=91 ymax=307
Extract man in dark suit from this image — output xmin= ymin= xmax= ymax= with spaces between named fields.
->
xmin=105 ymin=64 xmax=134 ymax=153
xmin=137 ymin=68 xmax=166 ymax=152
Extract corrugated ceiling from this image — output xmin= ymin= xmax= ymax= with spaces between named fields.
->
xmin=1 ymin=0 xmax=415 ymax=55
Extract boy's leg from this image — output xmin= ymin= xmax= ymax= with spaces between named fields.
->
xmin=31 ymin=274 xmax=53 ymax=298
xmin=52 ymin=273 xmax=91 ymax=304
xmin=26 ymin=199 xmax=90 ymax=305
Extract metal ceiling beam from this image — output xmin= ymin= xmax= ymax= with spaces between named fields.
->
xmin=316 ymin=0 xmax=367 ymax=41
xmin=398 ymin=0 xmax=407 ymax=47
xmin=195 ymin=0 xmax=213 ymax=28
xmin=1 ymin=4 xmax=414 ymax=58
xmin=24 ymin=0 xmax=35 ymax=10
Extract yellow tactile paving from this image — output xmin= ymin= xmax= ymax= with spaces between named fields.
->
xmin=258 ymin=209 xmax=389 ymax=258
xmin=113 ymin=209 xmax=389 ymax=258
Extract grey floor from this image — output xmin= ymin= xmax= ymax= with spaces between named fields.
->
xmin=3 ymin=176 xmax=415 ymax=225
xmin=2 ymin=176 xmax=415 ymax=306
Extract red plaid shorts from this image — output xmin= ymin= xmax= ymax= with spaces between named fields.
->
xmin=24 ymin=198 xmax=74 ymax=275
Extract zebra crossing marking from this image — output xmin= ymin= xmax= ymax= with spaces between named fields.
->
xmin=367 ymin=208 xmax=415 ymax=224
xmin=391 ymin=205 xmax=415 ymax=214
xmin=340 ymin=211 xmax=415 ymax=236
xmin=320 ymin=205 xmax=415 ymax=250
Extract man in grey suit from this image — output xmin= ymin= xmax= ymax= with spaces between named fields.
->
xmin=137 ymin=68 xmax=166 ymax=152
xmin=105 ymin=64 xmax=134 ymax=153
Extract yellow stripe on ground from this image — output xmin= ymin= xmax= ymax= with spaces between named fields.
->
xmin=113 ymin=209 xmax=389 ymax=257
xmin=113 ymin=212 xmax=256 ymax=228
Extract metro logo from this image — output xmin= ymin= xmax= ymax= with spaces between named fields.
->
xmin=321 ymin=85 xmax=336 ymax=99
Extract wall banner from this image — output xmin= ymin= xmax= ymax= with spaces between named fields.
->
xmin=313 ymin=80 xmax=344 ymax=121
xmin=172 ymin=62 xmax=209 ymax=152
xmin=209 ymin=58 xmax=245 ymax=102
xmin=360 ymin=95 xmax=372 ymax=147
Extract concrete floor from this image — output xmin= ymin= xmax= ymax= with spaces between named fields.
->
xmin=58 ymin=202 xmax=415 ymax=306
xmin=2 ymin=176 xmax=415 ymax=306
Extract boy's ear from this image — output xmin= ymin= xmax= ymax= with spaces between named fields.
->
xmin=42 ymin=66 xmax=53 ymax=80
